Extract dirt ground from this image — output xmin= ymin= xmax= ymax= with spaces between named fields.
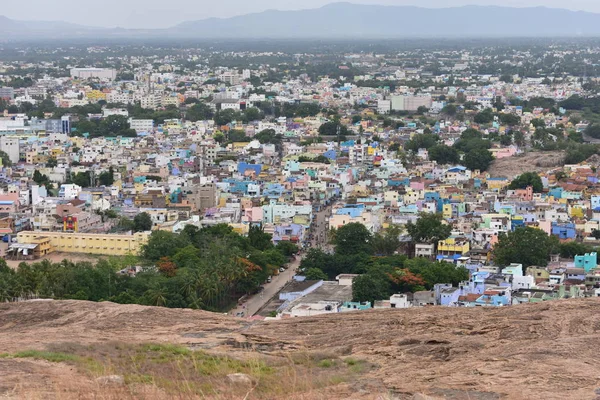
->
xmin=2 ymin=299 xmax=600 ymax=399
xmin=3 ymin=248 xmax=105 ymax=269
xmin=487 ymin=151 xmax=565 ymax=179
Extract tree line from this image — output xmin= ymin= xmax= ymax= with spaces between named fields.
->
xmin=0 ymin=224 xmax=297 ymax=311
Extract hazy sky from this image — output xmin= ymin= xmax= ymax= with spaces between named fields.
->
xmin=4 ymin=0 xmax=600 ymax=29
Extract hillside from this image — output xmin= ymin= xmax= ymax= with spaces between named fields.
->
xmin=173 ymin=4 xmax=600 ymax=38
xmin=487 ymin=151 xmax=566 ymax=179
xmin=1 ymin=299 xmax=599 ymax=399
xmin=5 ymin=4 xmax=600 ymax=40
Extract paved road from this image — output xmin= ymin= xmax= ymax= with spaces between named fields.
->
xmin=231 ymin=256 xmax=302 ymax=317
xmin=231 ymin=205 xmax=334 ymax=318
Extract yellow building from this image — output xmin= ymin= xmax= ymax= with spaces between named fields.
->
xmin=485 ymin=177 xmax=510 ymax=190
xmin=437 ymin=237 xmax=470 ymax=256
xmin=570 ymin=206 xmax=584 ymax=219
xmin=86 ymin=90 xmax=107 ymax=102
xmin=442 ymin=204 xmax=453 ymax=219
xmin=17 ymin=231 xmax=150 ymax=256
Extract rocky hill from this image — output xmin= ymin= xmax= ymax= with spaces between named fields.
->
xmin=1 ymin=299 xmax=599 ymax=399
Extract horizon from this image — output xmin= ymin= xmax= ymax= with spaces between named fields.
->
xmin=2 ymin=1 xmax=600 ymax=29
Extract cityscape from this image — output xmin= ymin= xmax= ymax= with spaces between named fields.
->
xmin=2 ymin=2 xmax=600 ymax=400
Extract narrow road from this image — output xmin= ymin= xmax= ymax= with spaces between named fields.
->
xmin=231 ymin=205 xmax=334 ymax=318
xmin=231 ymin=256 xmax=302 ymax=317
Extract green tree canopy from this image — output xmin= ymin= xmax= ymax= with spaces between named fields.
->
xmin=405 ymin=133 xmax=440 ymax=152
xmin=473 ymin=109 xmax=494 ymax=124
xmin=428 ymin=144 xmax=460 ymax=165
xmin=303 ymin=268 xmax=328 ymax=281
xmin=333 ymin=223 xmax=373 ymax=256
xmin=371 ymin=225 xmax=402 ymax=256
xmin=508 ymin=172 xmax=543 ymax=193
xmin=133 ymin=212 xmax=153 ymax=232
xmin=352 ymin=273 xmax=390 ymax=304
xmin=318 ymin=121 xmax=349 ymax=137
xmin=186 ymin=102 xmax=214 ymax=121
xmin=463 ymin=148 xmax=494 ymax=172
xmin=406 ymin=213 xmax=452 ymax=245
xmin=492 ymin=227 xmax=559 ymax=270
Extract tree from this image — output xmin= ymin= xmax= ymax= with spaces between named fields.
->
xmin=592 ymin=229 xmax=600 ymax=240
xmin=406 ymin=213 xmax=451 ymax=247
xmin=0 ymin=151 xmax=12 ymax=167
xmin=416 ymin=106 xmax=429 ymax=115
xmin=276 ymin=241 xmax=299 ymax=257
xmin=352 ymin=273 xmax=389 ymax=304
xmin=133 ymin=212 xmax=153 ymax=232
xmin=46 ymin=157 xmax=58 ymax=168
xmin=559 ymin=95 xmax=585 ymax=110
xmin=585 ymin=124 xmax=600 ymax=139
xmin=333 ymin=223 xmax=373 ymax=256
xmin=141 ymin=231 xmax=190 ymax=262
xmin=498 ymin=113 xmax=521 ymax=126
xmin=514 ymin=131 xmax=526 ymax=147
xmin=318 ymin=121 xmax=349 ymax=137
xmin=428 ymin=145 xmax=460 ymax=165
xmin=405 ymin=133 xmax=440 ymax=152
xmin=508 ymin=172 xmax=543 ymax=193
xmin=371 ymin=225 xmax=402 ymax=256
xmin=499 ymin=134 xmax=512 ymax=146
xmin=531 ymin=118 xmax=545 ymax=129
xmin=98 ymin=166 xmax=114 ymax=186
xmin=156 ymin=257 xmax=177 ymax=277
xmin=463 ymin=148 xmax=494 ymax=172
xmin=186 ymin=102 xmax=213 ymax=121
xmin=558 ymin=242 xmax=593 ymax=259
xmin=493 ymin=227 xmax=559 ymax=270
xmin=441 ymin=104 xmax=457 ymax=116
xmin=303 ymin=268 xmax=328 ymax=281
xmin=214 ymin=109 xmax=241 ymax=126
xmin=255 ymin=129 xmax=282 ymax=144
xmin=460 ymin=128 xmax=483 ymax=141
xmin=70 ymin=171 xmax=91 ymax=187
xmin=248 ymin=225 xmax=273 ymax=251
xmin=243 ymin=107 xmax=262 ymax=122
xmin=473 ymin=109 xmax=494 ymax=124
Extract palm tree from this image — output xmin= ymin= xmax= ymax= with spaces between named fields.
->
xmin=145 ymin=285 xmax=167 ymax=307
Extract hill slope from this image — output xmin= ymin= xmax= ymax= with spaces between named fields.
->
xmin=1 ymin=299 xmax=599 ymax=399
xmin=173 ymin=3 xmax=600 ymax=38
xmin=4 ymin=4 xmax=600 ymax=40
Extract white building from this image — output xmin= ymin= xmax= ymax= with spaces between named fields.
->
xmin=391 ymin=95 xmax=432 ymax=112
xmin=377 ymin=99 xmax=391 ymax=114
xmin=0 ymin=136 xmax=20 ymax=164
xmin=128 ymin=118 xmax=154 ymax=133
xmin=70 ymin=68 xmax=117 ymax=81
xmin=58 ymin=184 xmax=82 ymax=200
xmin=103 ymin=108 xmax=129 ymax=118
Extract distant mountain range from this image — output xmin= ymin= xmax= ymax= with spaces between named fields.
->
xmin=4 ymin=3 xmax=600 ymax=40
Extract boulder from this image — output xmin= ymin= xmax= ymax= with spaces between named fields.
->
xmin=226 ymin=373 xmax=254 ymax=387
xmin=95 ymin=375 xmax=125 ymax=386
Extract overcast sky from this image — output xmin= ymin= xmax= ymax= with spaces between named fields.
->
xmin=4 ymin=0 xmax=600 ymax=29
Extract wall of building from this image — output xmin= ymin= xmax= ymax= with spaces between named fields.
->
xmin=17 ymin=231 xmax=150 ymax=256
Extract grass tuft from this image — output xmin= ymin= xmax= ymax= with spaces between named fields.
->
xmin=11 ymin=350 xmax=81 ymax=363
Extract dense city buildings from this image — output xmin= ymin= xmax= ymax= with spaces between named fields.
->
xmin=1 ymin=38 xmax=600 ymax=314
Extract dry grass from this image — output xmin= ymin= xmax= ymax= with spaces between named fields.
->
xmin=1 ymin=342 xmax=370 ymax=400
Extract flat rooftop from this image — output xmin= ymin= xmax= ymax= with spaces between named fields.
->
xmin=281 ymin=279 xmax=321 ymax=294
xmin=284 ymin=282 xmax=353 ymax=311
